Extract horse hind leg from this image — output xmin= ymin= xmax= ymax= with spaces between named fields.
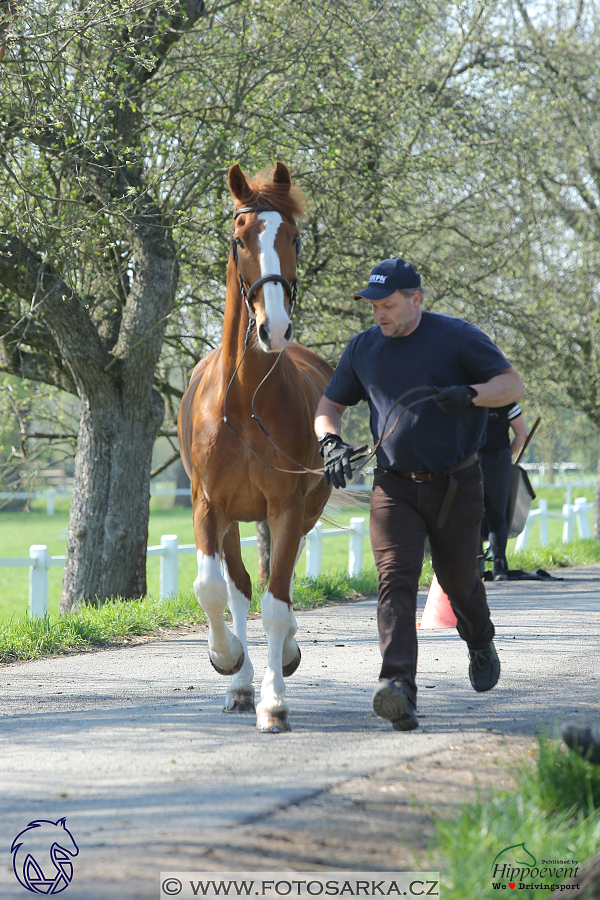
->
xmin=222 ymin=526 xmax=255 ymax=713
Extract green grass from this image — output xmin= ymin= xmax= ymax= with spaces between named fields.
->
xmin=0 ymin=485 xmax=598 ymax=625
xmin=0 ymin=566 xmax=384 ymax=662
xmin=433 ymin=733 xmax=600 ymax=899
xmin=0 ymin=498 xmax=375 ymax=621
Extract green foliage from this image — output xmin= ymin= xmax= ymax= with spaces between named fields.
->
xmin=0 ymin=565 xmax=382 ymax=662
xmin=530 ymin=733 xmax=600 ymax=818
xmin=509 ymin=540 xmax=600 ymax=571
xmin=0 ymin=593 xmax=205 ymax=663
xmin=434 ymin=734 xmax=600 ymax=899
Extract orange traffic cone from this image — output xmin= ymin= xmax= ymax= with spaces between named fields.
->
xmin=418 ymin=574 xmax=457 ymax=629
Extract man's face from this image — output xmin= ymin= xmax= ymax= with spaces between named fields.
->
xmin=369 ymin=289 xmax=422 ymax=338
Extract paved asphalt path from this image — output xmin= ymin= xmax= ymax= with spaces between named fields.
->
xmin=1 ymin=566 xmax=599 ymax=899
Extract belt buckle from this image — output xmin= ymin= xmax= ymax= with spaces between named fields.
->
xmin=410 ymin=472 xmax=422 ymax=482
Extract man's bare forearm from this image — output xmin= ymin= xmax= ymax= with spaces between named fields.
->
xmin=314 ymin=396 xmax=347 ymax=439
xmin=471 ymin=367 xmax=524 ymax=408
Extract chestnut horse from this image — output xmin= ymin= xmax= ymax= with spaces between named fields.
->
xmin=178 ymin=162 xmax=333 ymax=733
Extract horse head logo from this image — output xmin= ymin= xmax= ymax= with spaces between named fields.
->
xmin=492 ymin=842 xmax=537 ymax=868
xmin=11 ymin=818 xmax=79 ymax=894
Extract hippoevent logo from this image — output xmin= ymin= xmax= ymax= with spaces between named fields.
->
xmin=491 ymin=842 xmax=580 ymax=891
xmin=11 ymin=818 xmax=79 ymax=894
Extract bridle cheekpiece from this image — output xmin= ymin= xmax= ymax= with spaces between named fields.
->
xmin=231 ymin=205 xmax=299 ymax=322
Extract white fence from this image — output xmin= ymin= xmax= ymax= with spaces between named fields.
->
xmin=0 ymin=484 xmax=372 ymax=514
xmin=0 ymin=517 xmax=368 ymax=619
xmin=515 ymin=497 xmax=593 ymax=551
xmin=1 ymin=495 xmax=596 ymax=618
xmin=0 ymin=487 xmax=194 ymax=515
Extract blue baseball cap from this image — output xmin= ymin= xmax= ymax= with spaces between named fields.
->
xmin=354 ymin=257 xmax=421 ymax=300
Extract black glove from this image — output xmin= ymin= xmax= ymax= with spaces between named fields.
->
xmin=433 ymin=385 xmax=478 ymax=415
xmin=318 ymin=433 xmax=365 ymax=489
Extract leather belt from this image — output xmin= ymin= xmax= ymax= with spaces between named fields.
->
xmin=396 ymin=452 xmax=479 ymax=483
xmin=378 ymin=452 xmax=479 ymax=528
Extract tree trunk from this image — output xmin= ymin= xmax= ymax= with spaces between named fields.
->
xmin=174 ymin=458 xmax=192 ymax=507
xmin=60 ymin=387 xmax=164 ymax=613
xmin=594 ymin=450 xmax=600 ymax=540
xmin=256 ymin=520 xmax=271 ymax=588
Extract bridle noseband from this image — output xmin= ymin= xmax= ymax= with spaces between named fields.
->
xmin=225 ymin=207 xmax=437 ymax=477
xmin=231 ymin=205 xmax=299 ymax=320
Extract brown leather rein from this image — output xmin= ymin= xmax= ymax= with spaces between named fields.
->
xmin=223 ymin=204 xmax=437 ymax=476
xmin=225 ymin=357 xmax=437 ymax=476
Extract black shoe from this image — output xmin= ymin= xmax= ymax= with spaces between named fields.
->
xmin=493 ymin=558 xmax=508 ymax=581
xmin=372 ymin=681 xmax=418 ymax=731
xmin=468 ymin=641 xmax=500 ymax=692
xmin=560 ymin=722 xmax=600 ymax=764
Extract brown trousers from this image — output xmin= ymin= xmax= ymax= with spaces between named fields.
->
xmin=369 ymin=462 xmax=495 ymax=707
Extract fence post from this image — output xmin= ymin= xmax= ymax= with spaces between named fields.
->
xmin=574 ymin=497 xmax=591 ymax=539
xmin=29 ymin=545 xmax=50 ymax=618
xmin=562 ymin=503 xmax=575 ymax=543
xmin=160 ymin=534 xmax=179 ymax=599
xmin=349 ymin=517 xmax=365 ymax=576
xmin=538 ymin=498 xmax=549 ymax=546
xmin=305 ymin=522 xmax=322 ymax=577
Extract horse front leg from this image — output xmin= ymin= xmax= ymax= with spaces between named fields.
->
xmin=193 ymin=502 xmax=244 ymax=677
xmin=222 ymin=525 xmax=255 ymax=713
xmin=282 ymin=535 xmax=305 ymax=678
xmin=256 ymin=514 xmax=303 ymax=733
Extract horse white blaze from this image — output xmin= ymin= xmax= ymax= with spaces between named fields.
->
xmin=194 ymin=551 xmax=242 ymax=670
xmin=258 ymin=211 xmax=291 ymax=351
xmin=257 ymin=590 xmax=292 ymax=714
xmin=223 ymin=562 xmax=254 ymax=691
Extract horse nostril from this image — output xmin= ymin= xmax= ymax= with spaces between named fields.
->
xmin=284 ymin=323 xmax=293 ymax=342
xmin=258 ymin=323 xmax=270 ymax=347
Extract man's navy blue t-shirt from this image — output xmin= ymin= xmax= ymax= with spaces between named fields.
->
xmin=324 ymin=311 xmax=510 ymax=473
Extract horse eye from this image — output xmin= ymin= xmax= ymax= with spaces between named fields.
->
xmin=235 ymin=237 xmax=244 ymax=249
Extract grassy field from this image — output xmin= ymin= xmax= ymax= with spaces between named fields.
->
xmin=0 ymin=495 xmax=374 ymax=621
xmin=0 ymin=485 xmax=595 ymax=623
xmin=434 ymin=732 xmax=600 ymax=898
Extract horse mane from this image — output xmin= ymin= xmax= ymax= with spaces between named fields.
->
xmin=244 ymin=168 xmax=306 ymax=222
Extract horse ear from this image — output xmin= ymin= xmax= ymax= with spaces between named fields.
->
xmin=228 ymin=164 xmax=250 ymax=201
xmin=273 ymin=161 xmax=291 ymax=189
xmin=57 ymin=818 xmax=67 ymax=828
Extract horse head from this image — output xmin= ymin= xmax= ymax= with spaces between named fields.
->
xmin=228 ymin=161 xmax=304 ymax=353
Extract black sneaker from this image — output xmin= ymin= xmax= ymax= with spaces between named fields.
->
xmin=560 ymin=722 xmax=600 ymax=764
xmin=468 ymin=641 xmax=500 ymax=692
xmin=372 ymin=681 xmax=419 ymax=731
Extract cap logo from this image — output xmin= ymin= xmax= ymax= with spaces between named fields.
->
xmin=369 ymin=274 xmax=387 ymax=284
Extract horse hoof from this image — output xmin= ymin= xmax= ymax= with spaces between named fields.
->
xmin=282 ymin=646 xmax=301 ymax=678
xmin=256 ymin=711 xmax=291 ymax=733
xmin=209 ymin=648 xmax=245 ymax=676
xmin=223 ymin=689 xmax=255 ymax=713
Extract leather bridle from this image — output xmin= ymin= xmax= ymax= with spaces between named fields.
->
xmin=231 ymin=205 xmax=300 ymax=321
xmin=225 ymin=205 xmax=436 ymax=477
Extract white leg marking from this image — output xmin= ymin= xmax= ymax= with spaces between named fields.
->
xmin=223 ymin=563 xmax=254 ymax=691
xmin=282 ymin=535 xmax=304 ymax=668
xmin=257 ymin=591 xmax=292 ymax=715
xmin=194 ymin=551 xmax=242 ymax=671
xmin=258 ymin=211 xmax=291 ymax=351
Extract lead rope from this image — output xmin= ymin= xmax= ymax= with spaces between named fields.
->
xmin=225 ymin=204 xmax=437 ymax=475
xmin=247 ymin=382 xmax=438 ymax=477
